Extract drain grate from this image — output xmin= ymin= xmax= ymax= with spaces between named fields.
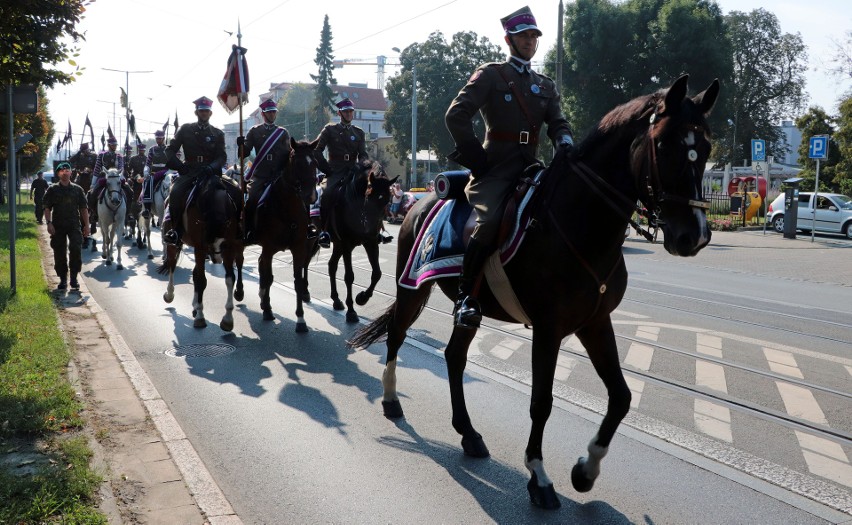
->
xmin=165 ymin=343 xmax=236 ymax=358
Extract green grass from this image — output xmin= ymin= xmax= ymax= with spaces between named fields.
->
xmin=0 ymin=194 xmax=106 ymax=524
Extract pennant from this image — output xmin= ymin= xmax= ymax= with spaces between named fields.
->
xmin=217 ymin=44 xmax=250 ymax=114
xmin=66 ymin=120 xmax=73 ymax=145
xmin=173 ymin=112 xmax=179 ymax=137
xmin=163 ymin=117 xmax=169 ymax=132
xmin=83 ymin=114 xmax=95 ymax=150
xmin=136 ymin=133 xmax=142 ymax=146
xmin=120 ymin=87 xmax=128 ymax=108
xmin=101 ymin=132 xmax=106 ymax=150
xmin=128 ymin=113 xmax=136 ymax=136
xmin=106 ymin=123 xmax=115 ymax=142
xmin=56 ymin=138 xmax=62 ymax=153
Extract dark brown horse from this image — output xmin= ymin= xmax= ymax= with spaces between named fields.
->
xmin=159 ymin=173 xmax=246 ymax=331
xmin=325 ymin=160 xmax=397 ymax=323
xmin=255 ymin=138 xmax=319 ymax=332
xmin=349 ymin=75 xmax=719 ymax=508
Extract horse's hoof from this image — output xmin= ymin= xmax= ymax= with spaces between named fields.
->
xmin=105 ymin=260 xmax=111 ymax=265
xmin=382 ymin=400 xmax=404 ymax=419
xmin=345 ymin=310 xmax=359 ymax=323
xmin=355 ymin=291 xmax=370 ymax=306
xmin=527 ymin=473 xmax=561 ymax=509
xmin=571 ymin=458 xmax=596 ymax=493
xmin=193 ymin=318 xmax=207 ymax=328
xmin=219 ymin=319 xmax=234 ymax=332
xmin=148 ymin=254 xmax=154 ymax=260
xmin=163 ymin=293 xmax=173 ymax=303
xmin=332 ymin=299 xmax=345 ymax=311
xmin=300 ymin=292 xmax=311 ymax=303
xmin=234 ymin=289 xmax=244 ymax=302
xmin=295 ymin=322 xmax=308 ymax=333
xmin=116 ymin=265 xmax=123 ymax=270
xmin=262 ymin=309 xmax=274 ymax=321
xmin=461 ymin=433 xmax=490 ymax=458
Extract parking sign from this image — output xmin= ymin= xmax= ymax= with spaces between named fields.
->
xmin=751 ymin=139 xmax=766 ymax=162
xmin=809 ymin=136 xmax=828 ymax=159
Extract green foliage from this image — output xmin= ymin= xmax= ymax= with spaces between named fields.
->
xmin=384 ymin=31 xmax=503 ymax=165
xmin=275 ymin=83 xmax=318 ymax=140
xmin=726 ymin=9 xmax=807 ymax=166
xmin=832 ymin=96 xmax=852 ymax=195
xmin=0 ymin=1 xmax=90 ymax=87
xmin=311 ymin=15 xmax=336 ymax=135
xmin=557 ymin=0 xmax=732 ymax=140
xmin=795 ymin=107 xmax=843 ymax=192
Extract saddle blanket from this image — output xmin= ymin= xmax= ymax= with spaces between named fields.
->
xmin=399 ymin=169 xmax=544 ymax=290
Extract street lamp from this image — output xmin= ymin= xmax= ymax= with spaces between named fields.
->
xmin=727 ymin=117 xmax=737 ymax=167
xmin=101 ymin=68 xmax=152 ymax=144
xmin=392 ymin=47 xmax=417 ymax=189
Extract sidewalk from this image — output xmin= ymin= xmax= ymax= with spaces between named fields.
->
xmin=625 ymin=228 xmax=852 ymax=287
xmin=39 ymin=228 xmax=240 ymax=525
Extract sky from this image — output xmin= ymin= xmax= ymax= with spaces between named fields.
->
xmin=45 ymin=0 xmax=851 ymax=147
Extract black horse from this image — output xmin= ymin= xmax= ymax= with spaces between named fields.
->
xmin=325 ymin=160 xmax=397 ymax=323
xmin=349 ymin=74 xmax=719 ymax=508
xmin=255 ymin=138 xmax=319 ymax=331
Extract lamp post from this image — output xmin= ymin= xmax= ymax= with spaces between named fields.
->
xmin=101 ymin=68 xmax=152 ymax=144
xmin=96 ymin=99 xmax=117 ymax=142
xmin=727 ymin=117 xmax=737 ymax=167
xmin=393 ymin=47 xmax=417 ymax=189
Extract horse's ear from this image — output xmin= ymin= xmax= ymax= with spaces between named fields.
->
xmin=309 ymin=138 xmax=319 ymax=149
xmin=390 ymin=176 xmax=399 ymax=184
xmin=662 ymin=74 xmax=689 ymax=114
xmin=694 ymin=78 xmax=720 ymax=117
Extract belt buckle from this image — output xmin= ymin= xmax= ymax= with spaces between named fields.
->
xmin=196 ymin=156 xmax=204 ymax=163
xmin=519 ymin=131 xmax=529 ymax=145
xmin=343 ymin=154 xmax=350 ymax=161
xmin=267 ymin=154 xmax=273 ymax=161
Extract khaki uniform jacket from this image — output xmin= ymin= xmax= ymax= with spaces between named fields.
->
xmin=446 ymin=59 xmax=572 ymax=242
xmin=69 ymin=150 xmax=97 ymax=173
xmin=126 ymin=154 xmax=147 ymax=179
xmin=242 ymin=123 xmax=291 ymax=183
xmin=43 ymin=182 xmax=88 ymax=230
xmin=313 ymin=122 xmax=368 ymax=186
xmin=166 ymin=122 xmax=227 ymax=173
xmin=146 ymin=144 xmax=169 ymax=172
xmin=93 ymin=150 xmax=124 ymax=176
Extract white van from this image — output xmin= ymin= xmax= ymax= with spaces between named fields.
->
xmin=767 ymin=192 xmax=852 ymax=239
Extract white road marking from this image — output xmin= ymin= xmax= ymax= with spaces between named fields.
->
xmin=694 ymin=399 xmax=733 ymax=442
xmin=696 ymin=333 xmax=723 ymax=358
xmin=554 ymin=354 xmax=577 ymax=382
xmin=696 ymin=360 xmax=728 ymax=393
xmin=636 ymin=325 xmax=660 ymax=341
xmin=612 ymin=309 xmax=650 ymax=319
xmin=796 ymin=430 xmax=852 ymax=487
xmin=624 ymin=375 xmax=645 ymax=409
xmin=763 ymin=347 xmax=804 ymax=379
xmin=625 ymin=342 xmax=654 ymax=371
xmin=775 ymin=382 xmax=828 ymax=425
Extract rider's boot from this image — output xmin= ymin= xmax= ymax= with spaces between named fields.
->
xmin=243 ymin=207 xmax=256 ymax=245
xmin=142 ymin=203 xmax=151 ymax=219
xmin=453 ymin=238 xmax=492 ymax=329
xmin=70 ymin=272 xmax=79 ymax=291
xmin=163 ymin=204 xmax=183 ymax=245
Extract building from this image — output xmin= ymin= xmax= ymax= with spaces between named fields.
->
xmin=773 ymin=120 xmax=803 ymax=166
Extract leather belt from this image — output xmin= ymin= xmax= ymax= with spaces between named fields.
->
xmin=329 ymin=153 xmax=355 ymax=162
xmin=486 ymin=131 xmax=538 ymax=145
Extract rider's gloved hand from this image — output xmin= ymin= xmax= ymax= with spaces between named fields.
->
xmin=202 ymin=164 xmax=216 ymax=177
xmin=557 ymin=135 xmax=575 ymax=157
xmin=236 ymin=136 xmax=245 ymax=148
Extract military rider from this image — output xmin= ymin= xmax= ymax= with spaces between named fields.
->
xmin=88 ymin=132 xmax=125 ymax=228
xmin=237 ymin=98 xmax=291 ymax=244
xmin=142 ymin=129 xmax=169 ymax=218
xmin=162 ymin=96 xmax=227 ymax=245
xmin=445 ymin=5 xmax=574 ymax=329
xmin=69 ymin=142 xmax=97 ymax=183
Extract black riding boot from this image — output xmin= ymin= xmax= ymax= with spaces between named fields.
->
xmin=163 ymin=204 xmax=183 ymax=245
xmin=454 ymin=238 xmax=493 ymax=329
xmin=243 ymin=206 xmax=256 ymax=245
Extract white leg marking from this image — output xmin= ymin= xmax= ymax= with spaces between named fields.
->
xmin=382 ymin=359 xmax=398 ymax=402
xmin=525 ymin=456 xmax=553 ymax=487
xmin=580 ymin=434 xmax=609 ymax=480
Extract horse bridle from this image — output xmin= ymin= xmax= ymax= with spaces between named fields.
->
xmin=102 ymin=175 xmax=125 ymax=212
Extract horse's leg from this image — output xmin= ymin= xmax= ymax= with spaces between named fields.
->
xmin=291 ymin=245 xmax=308 ymax=333
xmin=192 ymin=253 xmax=208 ymax=328
xmin=100 ymin=215 xmax=109 ymax=261
xmin=342 ymin=249 xmax=358 ymax=323
xmin=524 ymin=326 xmax=564 ymax=509
xmin=219 ymin=252 xmax=235 ymax=332
xmin=444 ymin=325 xmax=490 ymax=458
xmin=258 ymin=249 xmax=274 ymax=321
xmin=144 ymin=215 xmax=154 ymax=259
xmin=162 ymin=244 xmax=178 ymax=303
xmin=570 ymin=316 xmax=630 ymax=493
xmin=328 ymin=246 xmax=344 ymax=311
xmin=355 ymin=242 xmax=381 ymax=307
xmin=382 ymin=285 xmax=433 ymax=419
xmin=115 ymin=212 xmax=124 ymax=270
xmin=234 ymin=244 xmax=244 ymax=302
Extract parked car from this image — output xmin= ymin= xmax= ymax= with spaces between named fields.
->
xmin=766 ymin=191 xmax=852 ymax=239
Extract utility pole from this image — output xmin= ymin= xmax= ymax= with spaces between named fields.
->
xmin=101 ymin=68 xmax=152 ymax=145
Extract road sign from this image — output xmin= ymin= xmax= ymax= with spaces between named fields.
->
xmin=751 ymin=139 xmax=766 ymax=162
xmin=808 ymin=136 xmax=828 ymax=159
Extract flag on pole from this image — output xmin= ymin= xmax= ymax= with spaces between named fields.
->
xmin=163 ymin=117 xmax=169 ymax=133
xmin=136 ymin=133 xmax=142 ymax=146
xmin=83 ymin=114 xmax=95 ymax=149
xmin=100 ymin=132 xmax=106 ymax=150
xmin=56 ymin=138 xmax=62 ymax=153
xmin=128 ymin=113 xmax=136 ymax=136
xmin=173 ymin=112 xmax=179 ymax=137
xmin=120 ymin=87 xmax=128 ymax=108
xmin=217 ymin=44 xmax=250 ymax=114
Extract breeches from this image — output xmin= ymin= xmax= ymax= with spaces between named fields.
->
xmin=465 ymin=170 xmax=520 ymax=244
xmin=50 ymin=227 xmax=83 ymax=275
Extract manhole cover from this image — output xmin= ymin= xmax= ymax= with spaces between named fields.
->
xmin=165 ymin=343 xmax=236 ymax=358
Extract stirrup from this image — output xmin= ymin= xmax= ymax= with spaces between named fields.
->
xmin=163 ymin=229 xmax=180 ymax=245
xmin=318 ymin=231 xmax=331 ymax=248
xmin=453 ymin=296 xmax=482 ymax=328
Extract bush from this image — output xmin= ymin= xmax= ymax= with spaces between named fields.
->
xmin=707 ymin=217 xmax=739 ymax=231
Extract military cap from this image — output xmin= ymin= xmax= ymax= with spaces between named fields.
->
xmin=154 ymin=130 xmax=165 ymax=138
xmin=501 ymin=6 xmax=542 ymax=36
xmin=336 ymin=98 xmax=355 ymax=111
xmin=193 ymin=96 xmax=214 ymax=110
xmin=259 ymin=98 xmax=278 ymax=113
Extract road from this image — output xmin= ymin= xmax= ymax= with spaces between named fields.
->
xmin=78 ymin=224 xmax=852 ymax=523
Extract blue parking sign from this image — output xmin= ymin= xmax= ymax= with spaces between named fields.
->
xmin=809 ymin=136 xmax=828 ymax=159
xmin=751 ymin=139 xmax=766 ymax=162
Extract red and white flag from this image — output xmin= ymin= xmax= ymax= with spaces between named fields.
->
xmin=217 ymin=45 xmax=249 ymax=114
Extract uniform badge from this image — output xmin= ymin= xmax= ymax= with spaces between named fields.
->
xmin=350 ymin=135 xmax=355 ymax=141
xmin=505 ymin=94 xmax=513 ymax=102
xmin=531 ymin=84 xmax=541 ymax=94
xmin=469 ymin=70 xmax=482 ymax=83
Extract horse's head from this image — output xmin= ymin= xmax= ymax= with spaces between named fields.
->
xmin=104 ymin=168 xmax=125 ymax=206
xmin=633 ymin=74 xmax=719 ymax=256
xmin=290 ymin=138 xmax=321 ymax=205
xmin=360 ymin=161 xmax=396 ymax=215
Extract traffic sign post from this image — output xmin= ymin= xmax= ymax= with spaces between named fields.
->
xmin=808 ymin=136 xmax=829 ymax=242
xmin=751 ymin=139 xmax=766 ymax=162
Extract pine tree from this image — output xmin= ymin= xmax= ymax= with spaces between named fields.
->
xmin=310 ymin=15 xmax=337 ymax=138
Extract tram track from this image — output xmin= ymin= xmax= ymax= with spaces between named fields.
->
xmin=254 ymin=247 xmax=852 ymax=449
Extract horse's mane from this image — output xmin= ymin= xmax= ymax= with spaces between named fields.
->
xmin=578 ymin=91 xmax=660 ymax=156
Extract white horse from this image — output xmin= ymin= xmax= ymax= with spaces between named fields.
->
xmin=141 ymin=171 xmax=174 ymax=260
xmin=96 ymin=168 xmax=127 ymax=270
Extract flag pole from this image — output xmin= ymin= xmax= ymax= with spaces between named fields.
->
xmin=237 ymin=20 xmax=246 ymax=198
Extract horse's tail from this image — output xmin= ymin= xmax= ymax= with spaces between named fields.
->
xmin=347 ymin=303 xmax=395 ymax=349
xmin=156 ymin=246 xmax=180 ymax=274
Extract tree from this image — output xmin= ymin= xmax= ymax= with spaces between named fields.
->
xmin=726 ymin=9 xmax=807 ymax=167
xmin=827 ymin=30 xmax=852 ymax=83
xmin=556 ymin=0 xmax=732 ymax=141
xmin=794 ymin=107 xmax=840 ymax=192
xmin=829 ymin=96 xmax=852 ymax=195
xmin=275 ymin=83 xmax=317 ymax=140
xmin=384 ymin=31 xmax=503 ymax=169
xmin=310 ymin=15 xmax=336 ymax=138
